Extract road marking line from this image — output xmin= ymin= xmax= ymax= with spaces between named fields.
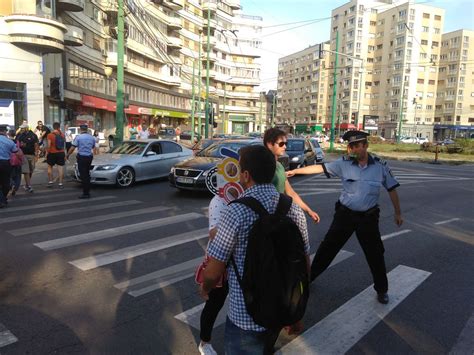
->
xmin=449 ymin=313 xmax=474 ymax=355
xmin=0 ymin=200 xmax=142 ymax=224
xmin=174 ymin=250 xmax=354 ymax=330
xmin=115 ymin=256 xmax=205 ymax=297
xmin=435 ymin=218 xmax=460 ymax=225
xmin=0 ymin=196 xmax=115 ymax=213
xmin=10 ymin=190 xmax=79 ymax=201
xmin=13 ymin=206 xmax=171 ymax=237
xmin=381 ymin=229 xmax=411 ymax=241
xmin=277 ymin=265 xmax=431 ymax=354
xmin=12 ymin=187 xmax=75 ymax=196
xmin=70 ymin=229 xmax=209 ymax=271
xmin=33 ymin=212 xmax=203 ymax=250
xmin=299 ymin=190 xmax=339 ymax=197
xmin=0 ymin=322 xmax=18 ymax=348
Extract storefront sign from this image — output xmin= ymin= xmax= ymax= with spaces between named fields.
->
xmin=229 ymin=115 xmax=254 ymax=122
xmin=81 ymin=94 xmax=141 ymax=115
xmin=151 ymin=108 xmax=189 ymax=118
xmin=363 ymin=115 xmax=379 ymax=131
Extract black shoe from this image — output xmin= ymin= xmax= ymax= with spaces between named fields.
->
xmin=377 ymin=292 xmax=389 ymax=304
xmin=78 ymin=194 xmax=90 ymax=199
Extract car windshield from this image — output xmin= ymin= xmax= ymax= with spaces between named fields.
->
xmin=109 ymin=141 xmax=148 ymax=155
xmin=286 ymin=140 xmax=305 ymax=151
xmin=197 ymin=141 xmax=247 ymax=157
xmin=310 ymin=139 xmax=320 ymax=148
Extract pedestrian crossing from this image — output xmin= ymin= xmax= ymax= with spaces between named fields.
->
xmin=0 ymin=180 xmax=469 ymax=353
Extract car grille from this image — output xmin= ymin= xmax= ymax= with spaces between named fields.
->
xmin=175 ymin=168 xmax=202 ymax=177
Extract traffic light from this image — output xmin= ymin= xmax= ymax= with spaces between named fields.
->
xmin=50 ymin=77 xmax=61 ymax=101
xmin=318 ymin=45 xmax=324 ymax=59
xmin=124 ymin=93 xmax=130 ymax=108
xmin=351 ymin=112 xmax=358 ymax=124
xmin=213 ymin=109 xmax=217 ymax=128
xmin=208 ymin=104 xmax=213 ymax=124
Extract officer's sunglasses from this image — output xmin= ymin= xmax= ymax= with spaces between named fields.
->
xmin=276 ymin=141 xmax=287 ymax=147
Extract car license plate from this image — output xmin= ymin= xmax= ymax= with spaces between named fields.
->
xmin=176 ymin=177 xmax=194 ymax=184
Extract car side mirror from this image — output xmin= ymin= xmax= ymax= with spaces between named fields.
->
xmin=145 ymin=151 xmax=157 ymax=156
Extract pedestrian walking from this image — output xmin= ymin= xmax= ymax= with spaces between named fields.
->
xmin=46 ymin=122 xmax=66 ymax=188
xmin=64 ymin=124 xmax=73 ymax=152
xmin=0 ymin=125 xmax=20 ymax=208
xmin=138 ymin=124 xmax=149 ymax=140
xmin=200 ymin=145 xmax=310 ymax=354
xmin=39 ymin=124 xmax=50 ymax=158
xmin=7 ymin=129 xmax=22 ymax=196
xmin=93 ymin=131 xmax=100 ymax=155
xmin=16 ymin=123 xmax=39 ymax=193
xmin=67 ymin=124 xmax=95 ymax=199
xmin=264 ymin=128 xmax=320 ymax=223
xmin=287 ymin=130 xmax=403 ymax=304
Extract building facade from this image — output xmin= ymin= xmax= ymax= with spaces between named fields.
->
xmin=434 ymin=29 xmax=474 ymax=139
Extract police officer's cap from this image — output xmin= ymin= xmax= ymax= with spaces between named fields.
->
xmin=79 ymin=124 xmax=88 ymax=130
xmin=343 ymin=130 xmax=369 ymax=144
xmin=0 ymin=124 xmax=8 ymax=132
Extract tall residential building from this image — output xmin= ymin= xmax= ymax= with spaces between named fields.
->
xmin=255 ymin=90 xmax=276 ymax=133
xmin=276 ymin=42 xmax=330 ymax=135
xmin=1 ymin=0 xmax=262 ymax=137
xmin=434 ymin=29 xmax=474 ymax=139
xmin=329 ymin=0 xmax=445 ymax=139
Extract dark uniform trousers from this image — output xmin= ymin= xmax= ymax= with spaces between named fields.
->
xmin=0 ymin=160 xmax=12 ymax=203
xmin=311 ymin=201 xmax=388 ymax=293
xmin=77 ymin=154 xmax=93 ymax=195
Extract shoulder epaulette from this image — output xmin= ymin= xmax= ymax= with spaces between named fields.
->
xmin=373 ymin=156 xmax=387 ymax=165
xmin=342 ymin=155 xmax=352 ymax=161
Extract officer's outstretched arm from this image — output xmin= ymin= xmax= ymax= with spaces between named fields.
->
xmin=286 ymin=164 xmax=324 ymax=177
xmin=388 ymin=189 xmax=403 ymax=226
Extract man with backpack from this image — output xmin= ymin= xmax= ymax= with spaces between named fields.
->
xmin=46 ymin=122 xmax=66 ymax=188
xmin=16 ymin=123 xmax=39 ymax=193
xmin=200 ymin=145 xmax=310 ymax=354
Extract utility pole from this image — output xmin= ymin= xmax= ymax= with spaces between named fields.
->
xmin=190 ymin=60 xmax=196 ymax=142
xmin=355 ymin=60 xmax=364 ymax=129
xmin=259 ymin=92 xmax=263 ymax=133
xmin=329 ymin=31 xmax=339 ymax=152
xmin=223 ymin=82 xmax=226 ymax=134
xmin=197 ymin=32 xmax=202 ymax=139
xmin=115 ymin=0 xmax=125 ymax=145
xmin=397 ymin=79 xmax=405 ymax=143
xmin=204 ymin=8 xmax=211 ymax=139
xmin=272 ymin=93 xmax=276 ymax=127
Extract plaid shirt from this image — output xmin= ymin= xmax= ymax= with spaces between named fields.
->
xmin=207 ymin=183 xmax=309 ymax=332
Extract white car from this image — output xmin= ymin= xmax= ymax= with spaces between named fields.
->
xmin=67 ymin=127 xmax=107 ymax=146
xmin=400 ymin=137 xmax=418 ymax=144
xmin=417 ymin=137 xmax=429 ymax=144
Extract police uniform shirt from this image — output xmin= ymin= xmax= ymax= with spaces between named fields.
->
xmin=322 ymin=155 xmax=399 ymax=211
xmin=72 ymin=133 xmax=95 ymax=156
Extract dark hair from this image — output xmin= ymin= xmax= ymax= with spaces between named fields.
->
xmin=263 ymin=128 xmax=286 ymax=146
xmin=53 ymin=122 xmax=60 ymax=130
xmin=8 ymin=129 xmax=16 ymax=137
xmin=239 ymin=145 xmax=275 ymax=184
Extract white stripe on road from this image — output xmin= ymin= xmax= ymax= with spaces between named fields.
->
xmin=0 ymin=196 xmax=114 ymax=213
xmin=0 ymin=322 xmax=18 ymax=348
xmin=115 ymin=256 xmax=205 ymax=297
xmin=34 ymin=212 xmax=203 ymax=250
xmin=13 ymin=206 xmax=171 ymax=237
xmin=298 ymin=190 xmax=339 ymax=197
xmin=277 ymin=265 xmax=431 ymax=354
xmin=12 ymin=187 xmax=75 ymax=196
xmin=381 ymin=229 xmax=411 ymax=241
xmin=174 ymin=250 xmax=355 ymax=330
xmin=449 ymin=313 xmax=474 ymax=355
xmin=0 ymin=200 xmax=142 ymax=224
xmin=70 ymin=228 xmax=209 ymax=271
xmin=434 ymin=218 xmax=460 ymax=225
xmin=11 ymin=190 xmax=79 ymax=201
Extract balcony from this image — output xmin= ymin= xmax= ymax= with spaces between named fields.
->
xmin=167 ymin=16 xmax=182 ymax=30
xmin=202 ymin=19 xmax=217 ymax=31
xmin=201 ymin=69 xmax=217 ymax=78
xmin=105 ymin=51 xmax=128 ymax=67
xmin=201 ymin=52 xmax=217 ymax=62
xmin=57 ymin=0 xmax=84 ymax=12
xmin=202 ymin=35 xmax=217 ymax=48
xmin=126 ymin=62 xmax=180 ymax=86
xmin=64 ymin=25 xmax=83 ymax=46
xmin=225 ymin=0 xmax=241 ymax=10
xmin=163 ymin=0 xmax=184 ymax=10
xmin=4 ymin=15 xmax=67 ymax=53
xmin=202 ymin=1 xmax=218 ymax=12
xmin=167 ymin=36 xmax=182 ymax=49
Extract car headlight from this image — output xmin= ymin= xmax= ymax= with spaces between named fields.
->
xmin=95 ymin=165 xmax=117 ymax=171
xmin=291 ymin=156 xmax=301 ymax=162
xmin=170 ymin=167 xmax=175 ymax=174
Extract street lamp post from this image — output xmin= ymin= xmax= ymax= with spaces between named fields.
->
xmin=204 ymin=7 xmax=211 ymax=139
xmin=329 ymin=31 xmax=339 ymax=152
xmin=114 ymin=0 xmax=125 ymax=145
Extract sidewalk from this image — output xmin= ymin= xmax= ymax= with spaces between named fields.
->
xmin=29 ymin=154 xmax=77 ymax=187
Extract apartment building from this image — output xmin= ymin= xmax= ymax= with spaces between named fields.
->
xmin=1 ymin=0 xmax=261 ymax=137
xmin=254 ymin=90 xmax=276 ymax=132
xmin=277 ymin=42 xmax=330 ymax=135
xmin=328 ymin=0 xmax=446 ymax=139
xmin=434 ymin=29 xmax=474 ymax=140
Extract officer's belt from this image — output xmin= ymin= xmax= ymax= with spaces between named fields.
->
xmin=336 ymin=201 xmax=379 ymax=216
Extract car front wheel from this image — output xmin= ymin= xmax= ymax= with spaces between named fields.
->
xmin=116 ymin=167 xmax=135 ymax=188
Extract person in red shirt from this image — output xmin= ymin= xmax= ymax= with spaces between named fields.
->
xmin=46 ymin=122 xmax=66 ymax=188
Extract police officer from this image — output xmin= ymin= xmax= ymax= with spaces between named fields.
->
xmin=0 ymin=124 xmax=19 ymax=207
xmin=287 ymin=131 xmax=403 ymax=304
xmin=67 ymin=124 xmax=95 ymax=199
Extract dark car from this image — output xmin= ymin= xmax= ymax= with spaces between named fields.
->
xmin=309 ymin=138 xmax=325 ymax=162
xmin=169 ymin=139 xmax=289 ymax=191
xmin=286 ymin=138 xmax=316 ymax=170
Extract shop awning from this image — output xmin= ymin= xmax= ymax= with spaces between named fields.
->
xmin=81 ymin=94 xmax=141 ymax=115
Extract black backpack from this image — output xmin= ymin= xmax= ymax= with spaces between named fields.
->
xmin=230 ymin=194 xmax=309 ymax=329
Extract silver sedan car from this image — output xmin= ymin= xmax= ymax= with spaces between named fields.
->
xmin=73 ymin=139 xmax=193 ymax=187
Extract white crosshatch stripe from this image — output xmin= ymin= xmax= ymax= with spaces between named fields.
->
xmin=277 ymin=265 xmax=431 ymax=354
xmin=0 ymin=196 xmax=115 ymax=213
xmin=0 ymin=322 xmax=18 ymax=348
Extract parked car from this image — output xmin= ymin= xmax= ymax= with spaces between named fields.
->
xmin=169 ymin=139 xmax=289 ymax=192
xmin=286 ymin=138 xmax=316 ymax=170
xmin=309 ymin=138 xmax=325 ymax=162
xmin=400 ymin=136 xmax=418 ymax=144
xmin=417 ymin=137 xmax=429 ymax=144
xmin=437 ymin=138 xmax=455 ymax=145
xmin=72 ymin=139 xmax=192 ymax=188
xmin=68 ymin=127 xmax=107 ymax=146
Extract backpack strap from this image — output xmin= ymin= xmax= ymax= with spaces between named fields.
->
xmin=275 ymin=193 xmax=293 ymax=217
xmin=229 ymin=196 xmax=268 ymax=217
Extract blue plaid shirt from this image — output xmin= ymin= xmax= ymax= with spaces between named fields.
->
xmin=207 ymin=183 xmax=309 ymax=332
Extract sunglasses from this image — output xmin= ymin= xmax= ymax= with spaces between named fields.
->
xmin=276 ymin=141 xmax=287 ymax=147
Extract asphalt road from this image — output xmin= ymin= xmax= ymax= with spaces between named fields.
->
xmin=0 ymin=159 xmax=473 ymax=354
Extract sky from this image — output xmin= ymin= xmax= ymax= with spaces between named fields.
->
xmin=239 ymin=0 xmax=474 ymax=90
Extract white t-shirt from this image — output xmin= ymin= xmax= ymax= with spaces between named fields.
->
xmin=139 ymin=130 xmax=149 ymax=139
xmin=208 ymin=195 xmax=228 ymax=230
